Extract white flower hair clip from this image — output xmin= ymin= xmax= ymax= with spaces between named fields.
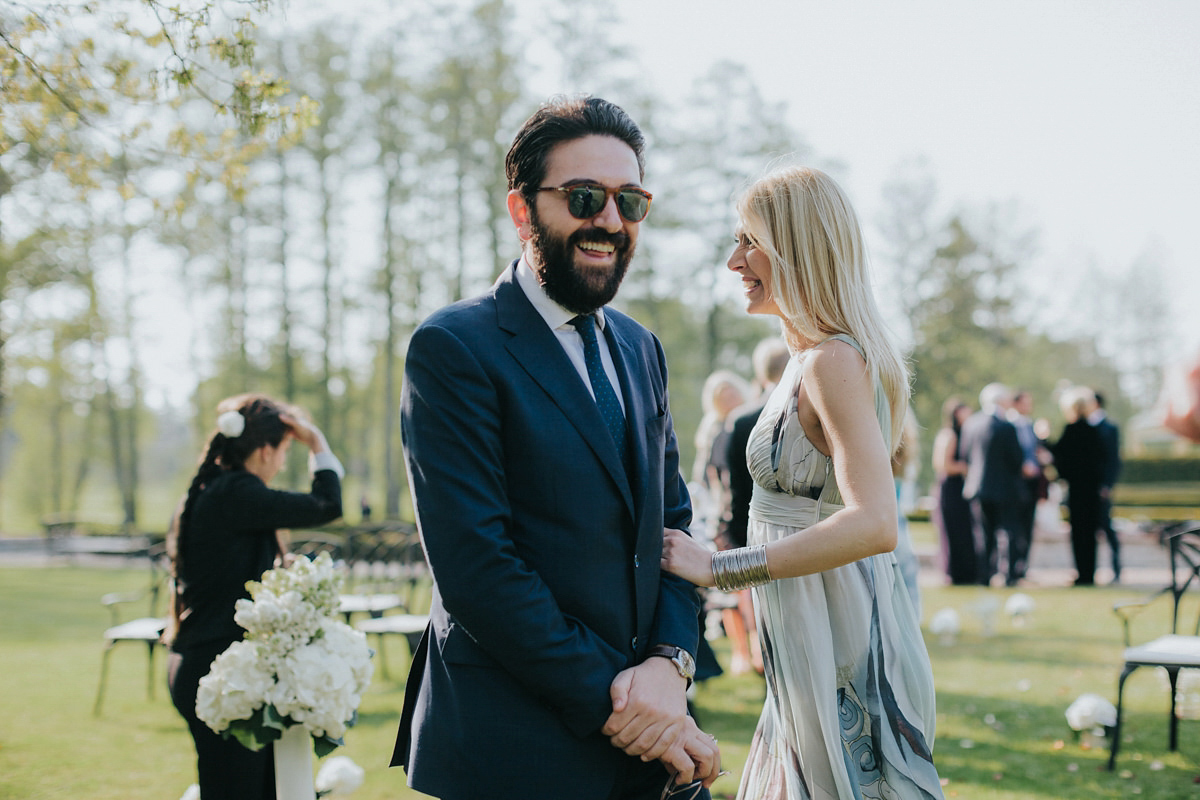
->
xmin=217 ymin=410 xmax=246 ymax=438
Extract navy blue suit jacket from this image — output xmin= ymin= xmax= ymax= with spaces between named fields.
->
xmin=1096 ymin=416 xmax=1121 ymax=490
xmin=960 ymin=410 xmax=1028 ymax=506
xmin=392 ymin=265 xmax=700 ymax=798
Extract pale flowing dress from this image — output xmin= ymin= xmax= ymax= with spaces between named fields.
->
xmin=738 ymin=336 xmax=944 ymax=800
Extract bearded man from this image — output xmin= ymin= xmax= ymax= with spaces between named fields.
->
xmin=391 ymin=96 xmax=719 ymax=800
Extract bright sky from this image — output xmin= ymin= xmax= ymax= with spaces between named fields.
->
xmin=608 ymin=0 xmax=1200 ymax=362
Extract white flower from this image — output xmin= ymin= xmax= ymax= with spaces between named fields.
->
xmin=195 ymin=552 xmax=372 ymax=748
xmin=1005 ymin=593 xmax=1035 ymax=617
xmin=270 ymin=639 xmax=359 ymax=738
xmin=929 ymin=608 xmax=961 ymax=636
xmin=196 ymin=641 xmax=271 ymax=732
xmin=315 ymin=755 xmax=365 ymax=796
xmin=1065 ymin=693 xmax=1117 ymax=731
xmin=217 ymin=410 xmax=245 ymax=437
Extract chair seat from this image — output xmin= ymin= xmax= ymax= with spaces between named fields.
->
xmin=338 ymin=593 xmax=405 ymax=616
xmin=354 ymin=614 xmax=428 ymax=636
xmin=1125 ymin=634 xmax=1200 ymax=667
xmin=103 ymin=617 xmax=167 ymax=643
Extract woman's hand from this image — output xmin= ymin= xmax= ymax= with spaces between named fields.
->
xmin=661 ymin=528 xmax=715 ymax=587
xmin=280 ymin=413 xmax=328 ymax=453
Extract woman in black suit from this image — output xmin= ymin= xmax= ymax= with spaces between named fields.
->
xmin=1050 ymin=386 xmax=1105 ymax=586
xmin=166 ymin=394 xmax=344 ymax=800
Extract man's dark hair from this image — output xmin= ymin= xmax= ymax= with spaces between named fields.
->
xmin=505 ymin=95 xmax=645 ymax=201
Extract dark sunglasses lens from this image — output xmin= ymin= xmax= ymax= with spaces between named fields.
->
xmin=617 ymin=190 xmax=649 ymax=222
xmin=567 ymin=187 xmax=606 ymax=218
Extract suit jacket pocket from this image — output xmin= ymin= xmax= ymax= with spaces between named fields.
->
xmin=644 ymin=410 xmax=668 ymax=442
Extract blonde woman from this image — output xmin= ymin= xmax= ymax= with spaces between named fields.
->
xmin=663 ymin=166 xmax=943 ymax=799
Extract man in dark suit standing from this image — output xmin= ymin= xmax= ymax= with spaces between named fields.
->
xmin=1051 ymin=386 xmax=1106 ymax=585
xmin=1090 ymin=390 xmax=1122 ymax=582
xmin=1007 ymin=390 xmax=1044 ymax=585
xmin=960 ymin=383 xmax=1029 ymax=586
xmin=392 ymin=97 xmax=718 ymax=800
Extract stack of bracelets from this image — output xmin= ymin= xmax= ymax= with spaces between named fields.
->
xmin=711 ymin=544 xmax=772 ymax=592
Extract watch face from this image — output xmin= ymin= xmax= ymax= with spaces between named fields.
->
xmin=676 ymin=649 xmax=696 ymax=678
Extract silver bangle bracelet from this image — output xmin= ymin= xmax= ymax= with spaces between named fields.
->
xmin=711 ymin=544 xmax=772 ymax=592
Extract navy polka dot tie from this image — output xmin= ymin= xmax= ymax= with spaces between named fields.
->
xmin=570 ymin=315 xmax=628 ymax=464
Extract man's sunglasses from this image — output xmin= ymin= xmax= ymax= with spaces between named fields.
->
xmin=537 ymin=184 xmax=653 ymax=223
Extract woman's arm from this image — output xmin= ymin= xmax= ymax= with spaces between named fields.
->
xmin=662 ymin=340 xmax=897 ymax=586
xmin=765 ymin=340 xmax=898 ymax=578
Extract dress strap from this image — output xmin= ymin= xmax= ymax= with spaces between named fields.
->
xmin=819 ymin=333 xmax=865 ymax=359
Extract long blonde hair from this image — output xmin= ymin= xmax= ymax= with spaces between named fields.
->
xmin=737 ymin=165 xmax=910 ymax=449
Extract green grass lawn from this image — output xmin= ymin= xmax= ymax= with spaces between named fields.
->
xmin=4 ymin=563 xmax=1200 ymax=799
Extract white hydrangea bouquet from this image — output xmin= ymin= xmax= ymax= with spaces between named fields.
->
xmin=196 ymin=552 xmax=374 ymax=756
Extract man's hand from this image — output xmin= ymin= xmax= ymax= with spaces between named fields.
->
xmin=603 ymin=657 xmax=688 ymax=759
xmin=663 ymin=720 xmax=722 ymax=788
xmin=604 ymin=658 xmax=721 ymax=784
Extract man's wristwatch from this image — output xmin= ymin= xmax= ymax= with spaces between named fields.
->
xmin=647 ymin=644 xmax=696 ymax=683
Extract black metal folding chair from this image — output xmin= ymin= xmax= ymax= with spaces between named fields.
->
xmin=1109 ymin=521 xmax=1200 ymax=769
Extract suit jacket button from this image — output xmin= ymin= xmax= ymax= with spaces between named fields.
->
xmin=631 ymin=636 xmax=638 ymax=650
xmin=633 ymin=555 xmax=640 ymax=568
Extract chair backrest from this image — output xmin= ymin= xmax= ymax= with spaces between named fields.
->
xmin=342 ymin=522 xmax=425 ymax=603
xmin=1164 ymin=522 xmax=1200 ymax=635
xmin=146 ymin=541 xmax=170 ymax=616
xmin=289 ymin=532 xmax=345 ymax=562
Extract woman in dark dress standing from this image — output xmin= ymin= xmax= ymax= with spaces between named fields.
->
xmin=933 ymin=397 xmax=976 ymax=585
xmin=166 ymin=394 xmax=344 ymax=800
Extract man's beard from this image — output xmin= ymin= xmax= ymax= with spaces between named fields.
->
xmin=528 ymin=210 xmax=634 ymax=316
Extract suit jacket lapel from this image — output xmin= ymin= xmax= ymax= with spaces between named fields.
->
xmin=494 ymin=268 xmax=635 ymax=516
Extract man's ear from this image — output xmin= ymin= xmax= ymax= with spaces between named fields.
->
xmin=507 ymin=189 xmax=533 ymax=243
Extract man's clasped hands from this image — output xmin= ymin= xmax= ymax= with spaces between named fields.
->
xmin=603 ymin=653 xmax=722 ymax=789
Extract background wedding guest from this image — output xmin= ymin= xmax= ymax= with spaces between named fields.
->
xmin=1090 ymin=390 xmax=1122 ymax=582
xmin=166 ymin=394 xmax=344 ymax=800
xmin=1007 ymin=389 xmax=1044 ymax=585
xmin=692 ymin=369 xmax=751 ymax=526
xmin=933 ymin=397 xmax=976 ymax=585
xmin=960 ymin=382 xmax=1028 ymax=586
xmin=1049 ymin=386 xmax=1106 ymax=586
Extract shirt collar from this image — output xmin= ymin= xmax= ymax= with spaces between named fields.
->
xmin=515 ymin=255 xmax=608 ymax=331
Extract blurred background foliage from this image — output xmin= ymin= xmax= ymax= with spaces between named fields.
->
xmin=0 ymin=0 xmax=1183 ymax=534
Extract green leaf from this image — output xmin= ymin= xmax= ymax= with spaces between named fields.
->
xmin=261 ymin=703 xmax=287 ymax=732
xmin=312 ymin=733 xmax=343 ymax=758
xmin=219 ymin=704 xmax=291 ymax=752
xmin=224 ymin=709 xmax=278 ymax=752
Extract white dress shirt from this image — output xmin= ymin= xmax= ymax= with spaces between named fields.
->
xmin=515 ymin=256 xmax=626 ymax=416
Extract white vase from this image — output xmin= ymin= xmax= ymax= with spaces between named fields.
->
xmin=274 ymin=725 xmax=316 ymax=800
